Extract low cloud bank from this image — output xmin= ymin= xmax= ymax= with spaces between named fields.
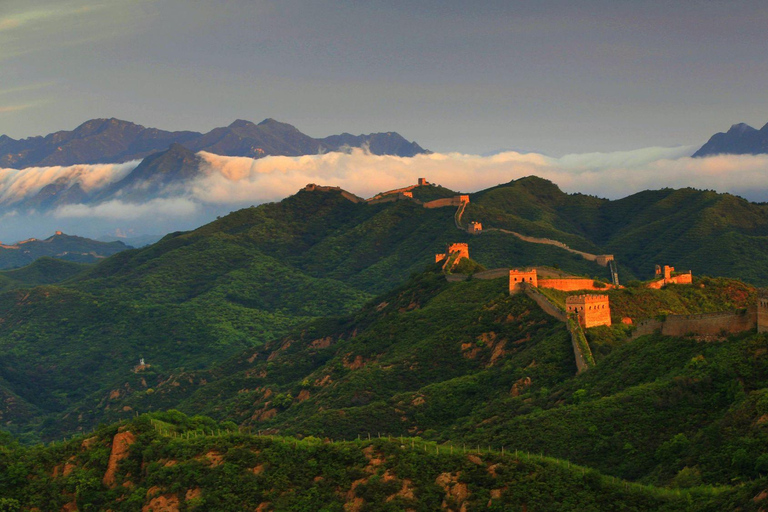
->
xmin=4 ymin=146 xmax=768 ymax=242
xmin=196 ymin=146 xmax=768 ymax=203
xmin=0 ymin=160 xmax=138 ymax=206
xmin=55 ymin=197 xmax=199 ymax=220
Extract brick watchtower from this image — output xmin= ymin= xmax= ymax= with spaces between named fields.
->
xmin=509 ymin=268 xmax=538 ymax=294
xmin=467 ymin=221 xmax=483 ymax=235
xmin=566 ymin=294 xmax=611 ymax=328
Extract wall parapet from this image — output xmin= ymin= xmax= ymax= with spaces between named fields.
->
xmin=523 ymin=285 xmax=566 ymax=322
xmin=568 ymin=314 xmax=595 ymax=373
xmin=630 ymin=307 xmax=756 ymax=340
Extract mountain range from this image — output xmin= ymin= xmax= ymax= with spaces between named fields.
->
xmin=0 ymin=117 xmax=429 ymax=169
xmin=693 ymin=121 xmax=768 ymax=157
xmin=1 ymin=177 xmax=768 ymax=507
xmin=0 ymin=232 xmax=128 ymax=269
xmin=3 ymin=177 xmax=768 ymax=435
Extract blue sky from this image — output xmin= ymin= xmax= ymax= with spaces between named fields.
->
xmin=2 ymin=0 xmax=767 ymax=155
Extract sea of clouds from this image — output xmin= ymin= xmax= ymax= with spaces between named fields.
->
xmin=2 ymin=146 xmax=768 ymax=242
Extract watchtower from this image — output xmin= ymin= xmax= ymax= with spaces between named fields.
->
xmin=436 ymin=243 xmax=469 ymax=270
xmin=566 ymin=294 xmax=611 ymax=328
xmin=509 ymin=268 xmax=538 ymax=294
xmin=595 ymin=254 xmax=614 ymax=267
xmin=468 ymin=221 xmax=483 ymax=235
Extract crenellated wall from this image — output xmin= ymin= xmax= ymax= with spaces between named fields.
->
xmin=538 ymin=278 xmax=614 ymax=292
xmin=423 ymin=196 xmax=470 ymax=209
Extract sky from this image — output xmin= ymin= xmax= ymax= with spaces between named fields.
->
xmin=2 ymin=0 xmax=768 ymax=155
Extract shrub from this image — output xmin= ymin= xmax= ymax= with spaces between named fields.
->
xmin=671 ymin=466 xmax=702 ymax=488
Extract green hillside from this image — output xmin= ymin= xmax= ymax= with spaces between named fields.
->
xmin=37 ymin=267 xmax=764 ymax=492
xmin=0 ymin=233 xmax=128 ymax=269
xmin=1 ymin=412 xmax=763 ymax=511
xmin=2 ymin=178 xmax=768 ymax=508
xmin=0 ymin=257 xmax=89 ymax=293
xmin=0 ymin=185 xmax=614 ymax=439
xmin=465 ymin=177 xmax=768 ymax=284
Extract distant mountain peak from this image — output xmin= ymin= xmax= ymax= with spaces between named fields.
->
xmin=228 ymin=119 xmax=257 ymax=129
xmin=693 ymin=121 xmax=768 ymax=157
xmin=165 ymin=142 xmax=195 ymax=155
xmin=728 ymin=123 xmax=757 ymax=135
xmin=73 ymin=117 xmax=139 ymax=133
xmin=256 ymin=118 xmax=301 ymax=132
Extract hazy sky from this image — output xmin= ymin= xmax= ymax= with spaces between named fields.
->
xmin=2 ymin=0 xmax=768 ymax=155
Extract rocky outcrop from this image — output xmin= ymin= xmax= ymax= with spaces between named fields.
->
xmin=103 ymin=430 xmax=137 ymax=487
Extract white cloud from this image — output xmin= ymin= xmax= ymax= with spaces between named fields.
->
xmin=195 ymin=146 xmax=768 ymax=203
xmin=4 ymin=145 xmax=768 ymax=243
xmin=54 ymin=197 xmax=198 ymax=220
xmin=0 ymin=160 xmax=138 ymax=205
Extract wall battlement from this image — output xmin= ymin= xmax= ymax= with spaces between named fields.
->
xmin=632 ymin=308 xmax=756 ymax=339
xmin=303 ymin=183 xmax=363 ymax=203
xmin=508 ymin=268 xmax=613 ymax=294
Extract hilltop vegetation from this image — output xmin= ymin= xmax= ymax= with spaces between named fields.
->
xmin=1 ymin=411 xmax=764 ymax=511
xmin=539 ymin=276 xmax=755 ymax=322
xmin=32 ymin=267 xmax=765 ymax=492
xmin=0 ymin=257 xmax=88 ymax=293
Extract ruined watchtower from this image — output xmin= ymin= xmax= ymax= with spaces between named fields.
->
xmin=566 ymin=294 xmax=611 ymax=328
xmin=467 ymin=221 xmax=483 ymax=235
xmin=418 ymin=178 xmax=429 ymax=186
xmin=435 ymin=243 xmax=469 ymax=270
xmin=509 ymin=268 xmax=538 ymax=294
xmin=648 ymin=264 xmax=693 ymax=289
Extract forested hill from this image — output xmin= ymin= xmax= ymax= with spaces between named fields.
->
xmin=66 ymin=269 xmax=766 ymax=489
xmin=464 ymin=176 xmax=768 ymax=285
xmin=1 ymin=178 xmax=768 ymax=508
xmin=2 ymin=178 xmax=768 ymax=444
xmin=1 ymin=412 xmax=763 ymax=511
xmin=0 ymin=232 xmax=128 ymax=269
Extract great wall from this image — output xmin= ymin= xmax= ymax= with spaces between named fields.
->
xmin=302 ymin=178 xmax=768 ymax=374
xmin=434 ymin=230 xmax=766 ymax=375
